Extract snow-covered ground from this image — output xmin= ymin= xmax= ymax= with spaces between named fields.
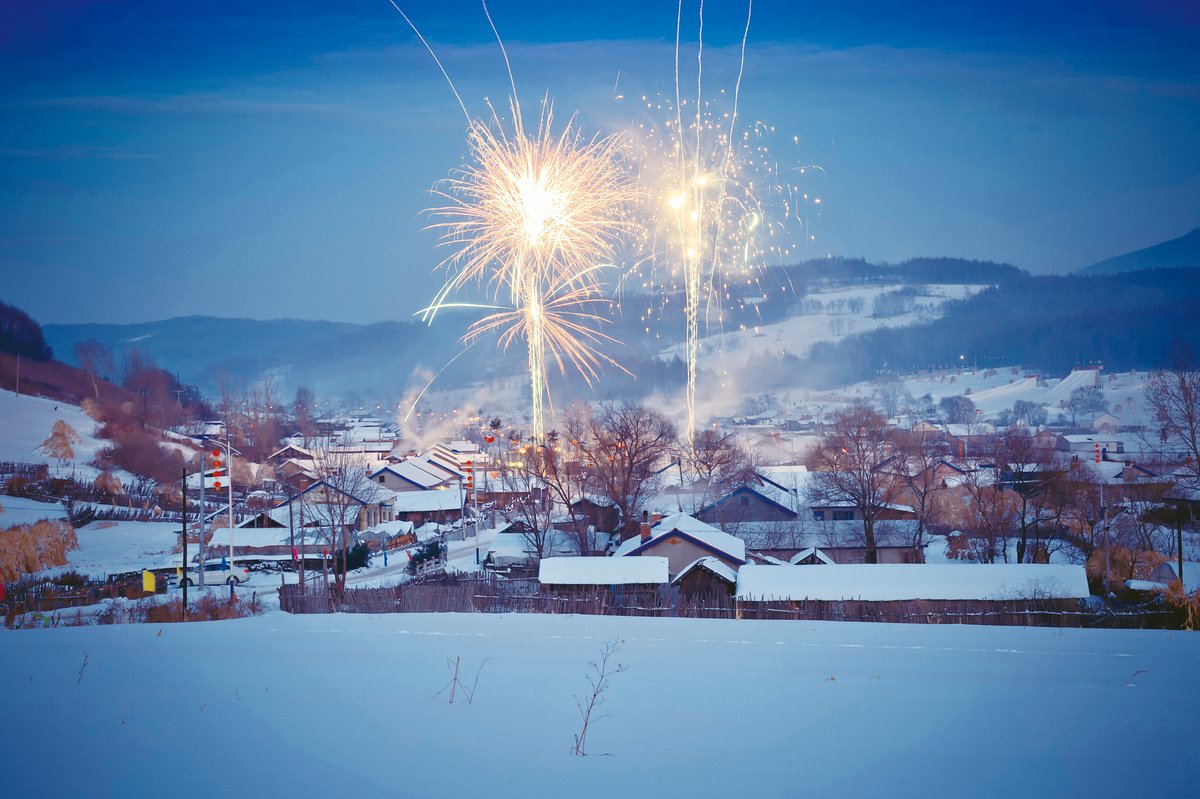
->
xmin=2 ymin=611 xmax=1196 ymax=797
xmin=51 ymin=519 xmax=185 ymax=577
xmin=0 ymin=388 xmax=112 ymax=480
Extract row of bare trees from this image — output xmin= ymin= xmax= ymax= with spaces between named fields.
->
xmin=808 ymin=346 xmax=1200 ymax=591
xmin=493 ymin=402 xmax=756 ymax=558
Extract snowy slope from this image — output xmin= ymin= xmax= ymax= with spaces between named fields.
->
xmin=49 ymin=519 xmax=184 ymax=577
xmin=658 ymin=283 xmax=988 ymax=362
xmin=847 ymin=367 xmax=1152 ymax=427
xmin=0 ymin=388 xmax=109 ymax=479
xmin=1 ymin=613 xmax=1196 ymax=798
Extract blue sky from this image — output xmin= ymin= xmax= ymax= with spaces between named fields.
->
xmin=2 ymin=0 xmax=1198 ymax=324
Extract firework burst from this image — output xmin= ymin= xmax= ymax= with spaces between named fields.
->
xmin=422 ymin=99 xmax=633 ymax=442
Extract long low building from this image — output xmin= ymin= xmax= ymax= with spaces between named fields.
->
xmin=539 ymin=556 xmax=669 ymax=587
xmin=735 ymin=563 xmax=1091 ymax=602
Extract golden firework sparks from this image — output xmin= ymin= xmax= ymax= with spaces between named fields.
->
xmin=422 ymin=99 xmax=633 ymax=442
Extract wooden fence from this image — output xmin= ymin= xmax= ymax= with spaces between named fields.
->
xmin=3 ymin=573 xmax=158 ymax=624
xmin=277 ymin=573 xmax=1183 ymax=629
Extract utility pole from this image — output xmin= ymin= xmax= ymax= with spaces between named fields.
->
xmin=1100 ymin=482 xmax=1109 ymax=596
xmin=198 ymin=447 xmax=206 ymax=589
xmin=181 ymin=467 xmax=188 ymax=618
xmin=225 ymin=439 xmax=234 ymax=584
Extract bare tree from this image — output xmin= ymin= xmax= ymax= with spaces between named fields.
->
xmin=874 ymin=374 xmax=906 ymax=420
xmin=497 ymin=445 xmax=560 ymax=560
xmin=293 ymin=385 xmax=316 ymax=437
xmin=939 ymin=395 xmax=976 ymax=424
xmin=806 ymin=402 xmax=900 ymax=563
xmin=74 ymin=339 xmax=113 ymax=401
xmin=939 ymin=466 xmax=1022 ymax=563
xmin=994 ymin=428 xmax=1068 ymax=563
xmin=888 ymin=427 xmax=946 ymax=552
xmin=303 ymin=443 xmax=385 ymax=592
xmin=1066 ymin=384 xmax=1108 ymax=426
xmin=1144 ymin=342 xmax=1200 ymax=491
xmin=684 ymin=429 xmax=756 ymax=517
xmin=574 ymin=402 xmax=677 ymax=540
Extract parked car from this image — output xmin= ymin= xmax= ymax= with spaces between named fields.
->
xmin=171 ymin=561 xmax=251 ymax=587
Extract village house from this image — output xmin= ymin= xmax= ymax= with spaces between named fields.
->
xmin=614 ymin=512 xmax=747 ymax=578
xmin=369 ymin=460 xmax=450 ymax=492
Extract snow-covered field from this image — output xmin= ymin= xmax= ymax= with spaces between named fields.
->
xmin=2 ymin=612 xmax=1196 ymax=797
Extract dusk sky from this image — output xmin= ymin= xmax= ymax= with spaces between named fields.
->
xmin=2 ymin=0 xmax=1198 ymax=325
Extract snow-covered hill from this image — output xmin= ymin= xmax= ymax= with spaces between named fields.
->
xmin=0 ymin=389 xmax=110 ymax=480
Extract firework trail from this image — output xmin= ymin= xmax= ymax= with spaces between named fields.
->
xmin=625 ymin=0 xmax=821 ymax=444
xmin=392 ymin=4 xmax=633 ymax=443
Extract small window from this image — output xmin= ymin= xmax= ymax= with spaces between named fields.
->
xmin=832 ymin=510 xmax=854 ymax=521
xmin=812 ymin=510 xmax=825 ymax=521
xmin=378 ymin=476 xmax=385 ymax=484
xmin=739 ymin=496 xmax=750 ymax=506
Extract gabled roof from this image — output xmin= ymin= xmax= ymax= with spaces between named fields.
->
xmin=370 ymin=460 xmax=447 ymax=489
xmin=268 ymin=444 xmax=313 ymax=460
xmin=671 ymin=556 xmax=738 ymax=586
xmin=421 ymin=453 xmax=467 ymax=479
xmin=788 ymin=547 xmax=836 ymax=565
xmin=615 ymin=513 xmax=746 ymax=564
xmin=696 ymin=484 xmax=799 ymax=520
xmin=276 ymin=479 xmax=371 ymax=508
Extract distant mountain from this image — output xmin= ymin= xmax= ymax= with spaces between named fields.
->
xmin=43 ymin=315 xmax=477 ymax=398
xmin=1078 ymin=227 xmax=1200 ymax=275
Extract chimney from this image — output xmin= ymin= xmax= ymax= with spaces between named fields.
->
xmin=640 ymin=510 xmax=652 ymax=543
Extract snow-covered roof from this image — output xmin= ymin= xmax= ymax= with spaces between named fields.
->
xmin=788 ymin=547 xmax=836 ymax=565
xmin=539 ymin=556 xmax=669 ymax=585
xmin=363 ymin=519 xmax=415 ymax=538
xmin=371 ymin=460 xmax=447 ymax=489
xmin=671 ymin=556 xmax=738 ymax=586
xmin=268 ymin=444 xmax=313 ymax=460
xmin=614 ymin=513 xmax=746 ymax=563
xmin=388 ymin=487 xmax=465 ymax=514
xmin=487 ymin=530 xmax=575 ymax=562
xmin=735 ymin=563 xmax=1091 ymax=601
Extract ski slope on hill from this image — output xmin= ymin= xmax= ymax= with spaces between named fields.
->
xmin=2 ymin=612 xmax=1196 ymax=798
xmin=658 ymin=283 xmax=988 ymax=362
xmin=1041 ymin=367 xmax=1099 ymax=405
